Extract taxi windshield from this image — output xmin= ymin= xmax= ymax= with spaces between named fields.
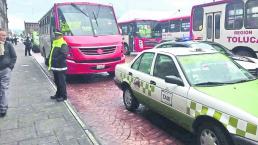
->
xmin=57 ymin=4 xmax=119 ymax=36
xmin=177 ymin=53 xmax=255 ymax=86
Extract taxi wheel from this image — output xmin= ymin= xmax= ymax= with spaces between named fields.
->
xmin=197 ymin=122 xmax=232 ymax=145
xmin=123 ymin=87 xmax=139 ymax=111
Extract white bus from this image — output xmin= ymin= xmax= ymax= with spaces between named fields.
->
xmin=157 ymin=16 xmax=190 ymax=42
xmin=191 ymin=0 xmax=258 ymax=58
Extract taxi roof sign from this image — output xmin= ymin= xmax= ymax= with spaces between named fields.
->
xmin=190 ymin=48 xmax=204 ymax=52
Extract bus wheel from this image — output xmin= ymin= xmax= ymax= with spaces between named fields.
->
xmin=235 ymin=50 xmax=254 ymax=58
xmin=123 ymin=44 xmax=130 ymax=55
xmin=108 ymin=71 xmax=115 ymax=77
xmin=123 ymin=87 xmax=139 ymax=111
xmin=197 ymin=122 xmax=231 ymax=145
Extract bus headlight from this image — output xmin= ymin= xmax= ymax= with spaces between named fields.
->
xmin=139 ymin=40 xmax=143 ymax=49
xmin=67 ymin=46 xmax=74 ymax=59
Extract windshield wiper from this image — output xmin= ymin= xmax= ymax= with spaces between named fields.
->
xmin=194 ymin=82 xmax=226 ymax=86
xmin=231 ymin=79 xmax=253 ymax=84
xmin=92 ymin=5 xmax=100 ymax=27
xmin=92 ymin=12 xmax=98 ymax=26
xmin=71 ymin=4 xmax=96 ymax=36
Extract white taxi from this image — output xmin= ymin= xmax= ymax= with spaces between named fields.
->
xmin=114 ymin=48 xmax=258 ymax=145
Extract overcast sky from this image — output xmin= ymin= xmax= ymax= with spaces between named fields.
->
xmin=7 ymin=0 xmax=215 ymax=31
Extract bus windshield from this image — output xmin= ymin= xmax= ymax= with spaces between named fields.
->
xmin=135 ymin=21 xmax=160 ymax=38
xmin=57 ymin=4 xmax=119 ymax=36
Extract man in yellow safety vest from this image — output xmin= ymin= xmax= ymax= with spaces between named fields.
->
xmin=48 ymin=31 xmax=68 ymax=102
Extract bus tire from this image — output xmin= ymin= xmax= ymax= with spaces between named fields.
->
xmin=108 ymin=71 xmax=115 ymax=77
xmin=196 ymin=121 xmax=232 ymax=145
xmin=123 ymin=44 xmax=130 ymax=55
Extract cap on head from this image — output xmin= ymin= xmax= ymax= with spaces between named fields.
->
xmin=54 ymin=30 xmax=63 ymax=36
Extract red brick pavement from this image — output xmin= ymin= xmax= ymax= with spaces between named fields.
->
xmin=67 ymin=56 xmax=190 ymax=145
xmin=32 ymin=51 xmax=193 ymax=145
xmin=68 ymin=77 xmax=188 ymax=145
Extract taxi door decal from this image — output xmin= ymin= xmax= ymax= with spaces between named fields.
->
xmin=161 ymin=90 xmax=173 ymax=106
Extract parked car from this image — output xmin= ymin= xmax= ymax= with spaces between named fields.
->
xmin=114 ymin=48 xmax=258 ymax=145
xmin=154 ymin=41 xmax=258 ymax=77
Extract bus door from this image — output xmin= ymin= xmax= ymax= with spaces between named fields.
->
xmin=206 ymin=12 xmax=221 ymax=42
xmin=128 ymin=23 xmax=134 ymax=52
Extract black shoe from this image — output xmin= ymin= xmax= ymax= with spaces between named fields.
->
xmin=0 ymin=112 xmax=6 ymax=117
xmin=56 ymin=97 xmax=65 ymax=102
xmin=50 ymin=95 xmax=58 ymax=99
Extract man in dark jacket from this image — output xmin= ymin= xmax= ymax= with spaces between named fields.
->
xmin=0 ymin=28 xmax=17 ymax=117
xmin=24 ymin=37 xmax=32 ymax=56
xmin=48 ymin=31 xmax=68 ymax=102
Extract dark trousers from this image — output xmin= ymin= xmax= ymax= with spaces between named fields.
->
xmin=53 ymin=71 xmax=67 ymax=99
xmin=25 ymin=47 xmax=31 ymax=56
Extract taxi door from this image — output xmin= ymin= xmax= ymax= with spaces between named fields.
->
xmin=129 ymin=52 xmax=156 ymax=104
xmin=148 ymin=53 xmax=190 ymax=125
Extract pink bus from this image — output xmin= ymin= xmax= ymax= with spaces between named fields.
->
xmin=157 ymin=16 xmax=190 ymax=42
xmin=118 ymin=19 xmax=161 ymax=55
xmin=39 ymin=2 xmax=125 ymax=75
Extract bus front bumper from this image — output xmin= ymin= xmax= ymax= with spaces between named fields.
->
xmin=66 ymin=57 xmax=125 ymax=75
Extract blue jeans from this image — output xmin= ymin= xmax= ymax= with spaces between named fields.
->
xmin=0 ymin=67 xmax=11 ymax=113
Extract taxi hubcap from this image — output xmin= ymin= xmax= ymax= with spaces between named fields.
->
xmin=124 ymin=89 xmax=132 ymax=107
xmin=200 ymin=129 xmax=219 ymax=145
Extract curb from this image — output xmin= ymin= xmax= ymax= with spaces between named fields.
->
xmin=31 ymin=55 xmax=100 ymax=145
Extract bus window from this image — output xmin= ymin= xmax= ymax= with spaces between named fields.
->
xmin=170 ymin=20 xmax=180 ymax=32
xmin=193 ymin=7 xmax=204 ymax=31
xmin=181 ymin=18 xmax=190 ymax=32
xmin=153 ymin=23 xmax=162 ymax=38
xmin=121 ymin=25 xmax=128 ymax=35
xmin=245 ymin=0 xmax=258 ymax=29
xmin=58 ymin=5 xmax=119 ymax=36
xmin=215 ymin=14 xmax=221 ymax=39
xmin=128 ymin=24 xmax=133 ymax=34
xmin=161 ymin=21 xmax=170 ymax=33
xmin=136 ymin=23 xmax=152 ymax=38
xmin=207 ymin=15 xmax=212 ymax=39
xmin=225 ymin=1 xmax=244 ymax=30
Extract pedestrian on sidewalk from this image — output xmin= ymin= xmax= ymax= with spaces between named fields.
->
xmin=23 ymin=36 xmax=32 ymax=56
xmin=14 ymin=37 xmax=18 ymax=45
xmin=0 ymin=28 xmax=17 ymax=117
xmin=47 ymin=30 xmax=68 ymax=102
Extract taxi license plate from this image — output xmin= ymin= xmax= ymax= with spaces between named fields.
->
xmin=96 ymin=64 xmax=105 ymax=70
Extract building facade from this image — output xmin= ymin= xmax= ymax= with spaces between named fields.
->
xmin=24 ymin=22 xmax=39 ymax=36
xmin=0 ymin=0 xmax=8 ymax=30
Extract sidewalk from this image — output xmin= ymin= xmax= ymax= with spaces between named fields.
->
xmin=0 ymin=43 xmax=93 ymax=145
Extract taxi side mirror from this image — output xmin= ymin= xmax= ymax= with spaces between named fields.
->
xmin=165 ymin=76 xmax=184 ymax=86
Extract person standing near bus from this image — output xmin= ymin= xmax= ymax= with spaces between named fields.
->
xmin=48 ymin=31 xmax=68 ymax=102
xmin=0 ymin=28 xmax=17 ymax=117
